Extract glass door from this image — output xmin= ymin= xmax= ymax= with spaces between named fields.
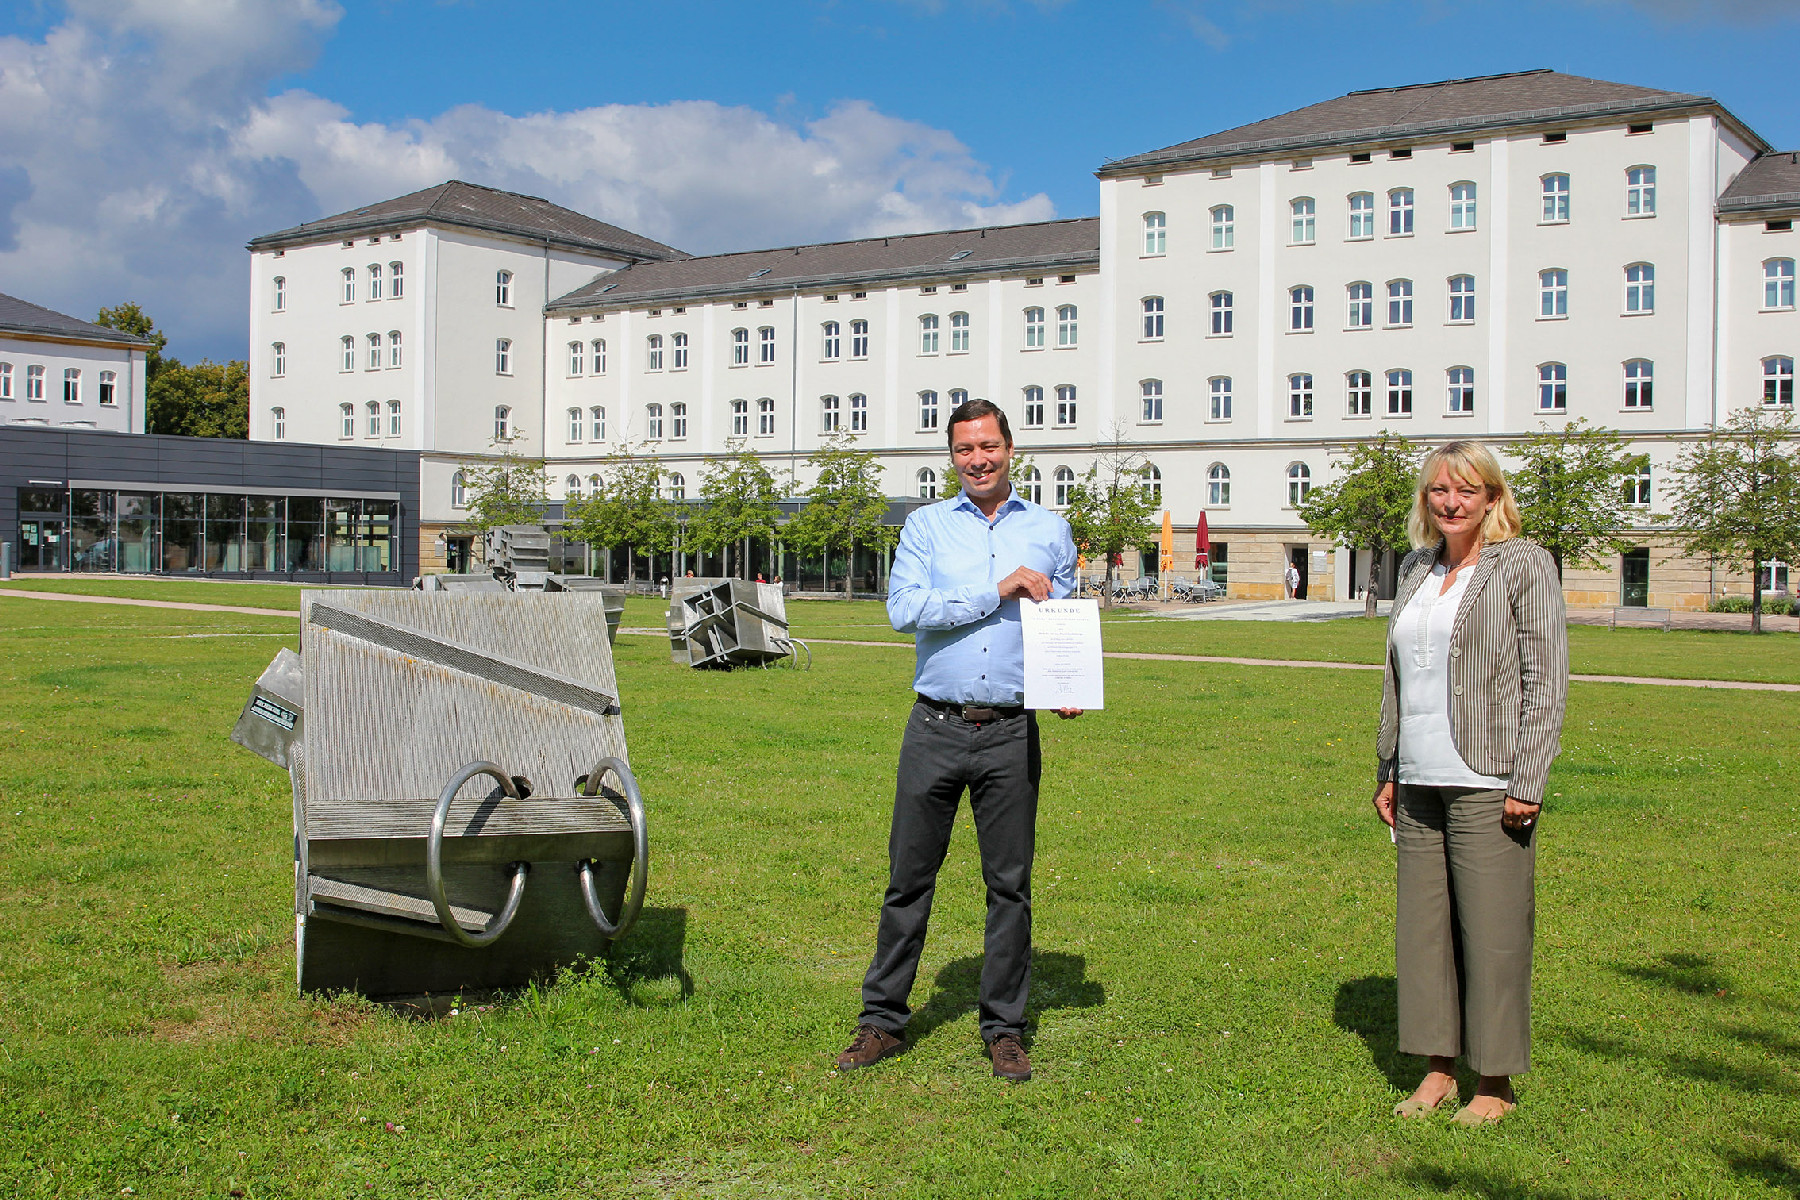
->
xmin=19 ymin=519 xmax=67 ymax=570
xmin=1621 ymin=548 xmax=1650 ymax=607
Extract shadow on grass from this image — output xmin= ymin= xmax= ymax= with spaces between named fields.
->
xmin=1334 ymin=975 xmax=1413 ymax=1091
xmin=1722 ymin=1149 xmax=1800 ymax=1197
xmin=1562 ymin=1031 xmax=1797 ymax=1097
xmin=908 ymin=950 xmax=1104 ymax=1044
xmin=1614 ymin=951 xmax=1729 ymax=996
xmin=1391 ymin=1165 xmax=1584 ymax=1200
xmin=606 ymin=907 xmax=694 ymax=1003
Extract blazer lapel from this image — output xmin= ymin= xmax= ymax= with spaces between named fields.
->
xmin=1449 ymin=542 xmax=1501 ymax=647
xmin=1390 ymin=542 xmax=1442 ymax=616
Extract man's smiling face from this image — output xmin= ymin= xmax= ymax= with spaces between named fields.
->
xmin=950 ymin=414 xmax=1013 ymax=508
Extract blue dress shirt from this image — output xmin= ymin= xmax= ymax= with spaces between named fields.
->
xmin=887 ymin=487 xmax=1078 ymax=705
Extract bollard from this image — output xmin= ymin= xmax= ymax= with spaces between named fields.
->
xmin=0 ymin=539 xmax=10 ymax=579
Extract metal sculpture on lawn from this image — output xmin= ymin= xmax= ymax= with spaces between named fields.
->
xmin=665 ymin=577 xmax=810 ymax=669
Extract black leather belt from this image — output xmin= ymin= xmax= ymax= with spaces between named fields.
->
xmin=916 ymin=694 xmax=1026 ymax=723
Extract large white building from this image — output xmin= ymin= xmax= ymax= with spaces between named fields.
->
xmin=247 ymin=71 xmax=1800 ymax=605
xmin=1 ymin=292 xmax=151 ymax=434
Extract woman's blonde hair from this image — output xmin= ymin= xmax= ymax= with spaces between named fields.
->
xmin=1406 ymin=440 xmax=1523 ymax=549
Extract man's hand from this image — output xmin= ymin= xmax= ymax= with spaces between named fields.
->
xmin=1052 ymin=707 xmax=1083 ymax=720
xmin=1372 ymin=781 xmax=1396 ymax=828
xmin=997 ymin=566 xmax=1053 ymax=602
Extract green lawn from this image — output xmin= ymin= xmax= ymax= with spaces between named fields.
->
xmin=0 ymin=576 xmax=311 ymax=610
xmin=0 ymin=596 xmax=1795 ymax=1197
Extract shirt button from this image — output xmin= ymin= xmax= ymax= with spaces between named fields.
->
xmin=1453 ymin=684 xmax=1464 ymax=696
xmin=1450 ymin=647 xmax=1461 ymax=657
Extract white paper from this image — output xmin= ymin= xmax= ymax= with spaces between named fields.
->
xmin=1020 ymin=598 xmax=1105 ymax=711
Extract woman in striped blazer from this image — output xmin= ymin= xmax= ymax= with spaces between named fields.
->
xmin=1371 ymin=440 xmax=1568 ymax=1126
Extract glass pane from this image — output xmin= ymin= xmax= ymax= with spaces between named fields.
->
xmin=116 ymin=493 xmax=157 ymax=573
xmin=70 ymin=490 xmax=115 ymax=572
xmin=205 ymin=493 xmax=246 ymax=572
xmin=287 ymin=497 xmax=324 ymax=572
xmin=161 ymin=493 xmax=204 ymax=573
xmin=245 ymin=496 xmax=283 ymax=572
xmin=360 ymin=500 xmax=395 ymax=572
xmin=19 ymin=487 xmax=65 ymax=514
xmin=326 ymin=499 xmax=359 ymax=572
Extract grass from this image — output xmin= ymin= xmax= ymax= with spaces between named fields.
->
xmin=0 ymin=594 xmax=1796 ymax=1197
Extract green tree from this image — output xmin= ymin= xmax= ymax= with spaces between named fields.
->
xmin=1510 ymin=418 xmax=1636 ymax=580
xmin=1063 ymin=430 xmax=1159 ymax=606
xmin=787 ymin=432 xmax=895 ymax=597
xmin=1664 ymin=405 xmax=1800 ymax=634
xmin=565 ymin=448 xmax=677 ymax=584
xmin=94 ymin=302 xmax=168 ymax=380
xmin=690 ymin=442 xmax=783 ymax=579
xmin=147 ymin=358 xmax=249 ymax=438
xmin=1296 ymin=431 xmax=1421 ymax=617
xmin=455 ymin=440 xmax=549 ymax=551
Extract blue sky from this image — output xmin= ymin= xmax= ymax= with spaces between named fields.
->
xmin=2 ymin=0 xmax=1797 ymax=362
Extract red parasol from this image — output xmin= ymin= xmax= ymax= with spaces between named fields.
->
xmin=1194 ymin=511 xmax=1211 ymax=569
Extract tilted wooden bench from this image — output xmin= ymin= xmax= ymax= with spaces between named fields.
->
xmin=1609 ymin=606 xmax=1671 ymax=630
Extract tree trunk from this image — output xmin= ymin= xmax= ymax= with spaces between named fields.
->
xmin=1364 ymin=542 xmax=1380 ymax=619
xmin=843 ymin=540 xmax=855 ymax=600
xmin=1103 ymin=561 xmax=1115 ymax=609
xmin=1751 ymin=564 xmax=1764 ymax=635
xmin=1550 ymin=546 xmax=1564 ymax=581
xmin=625 ymin=545 xmax=636 ymax=585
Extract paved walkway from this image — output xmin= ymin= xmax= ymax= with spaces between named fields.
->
xmin=0 ymin=588 xmax=294 ymax=618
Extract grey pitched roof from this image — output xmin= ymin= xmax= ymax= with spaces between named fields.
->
xmin=247 ymin=180 xmax=688 ymax=261
xmin=1719 ymin=152 xmax=1800 ymax=216
xmin=547 ymin=217 xmax=1099 ymax=312
xmin=0 ymin=292 xmax=152 ymax=346
xmin=1101 ymin=69 xmax=1761 ymax=176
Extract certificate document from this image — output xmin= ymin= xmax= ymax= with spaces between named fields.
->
xmin=1020 ymin=598 xmax=1105 ymax=710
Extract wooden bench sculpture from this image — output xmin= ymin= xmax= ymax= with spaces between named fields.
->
xmin=230 ymin=590 xmax=648 ymax=997
xmin=666 ymin=577 xmax=809 ymax=669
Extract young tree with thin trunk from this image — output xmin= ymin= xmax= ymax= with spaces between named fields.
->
xmin=1296 ymin=431 xmax=1420 ymax=617
xmin=566 ymin=446 xmax=676 ymax=585
xmin=1063 ymin=428 xmax=1159 ymax=607
xmin=689 ymin=441 xmax=783 ymax=579
xmin=1510 ymin=418 xmax=1636 ymax=581
xmin=1664 ymin=404 xmax=1800 ymax=634
xmin=456 ymin=436 xmax=548 ymax=551
xmin=787 ymin=432 xmax=894 ymax=597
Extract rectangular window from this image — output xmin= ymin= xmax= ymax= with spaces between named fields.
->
xmin=367 ymin=334 xmax=381 ymax=370
xmin=1290 ymin=198 xmax=1315 ymax=244
xmin=646 ymin=404 xmax=663 ymax=440
xmin=1542 ymin=174 xmax=1570 ymax=223
xmin=390 ymin=262 xmax=403 ymax=298
xmin=850 ymin=393 xmax=868 ymax=432
xmin=1387 ymin=369 xmax=1414 ymax=415
xmin=850 ymin=320 xmax=869 ymax=359
xmin=1056 ymin=305 xmax=1077 ymax=347
xmin=1447 ymin=367 xmax=1475 ymax=414
xmin=272 ymin=408 xmax=286 ymax=439
xmin=1142 ymin=296 xmax=1164 ymax=340
xmin=26 ymin=364 xmax=45 ymax=400
xmin=1388 ymin=189 xmax=1414 ymax=235
xmin=822 ymin=322 xmax=840 ymax=360
xmin=496 ymin=338 xmax=512 ymax=374
xmin=1023 ymin=386 xmax=1044 ymax=428
xmin=1287 ymin=373 xmax=1313 ymax=418
xmin=569 ymin=341 xmax=584 ymax=375
xmin=1348 ymin=282 xmax=1373 ymax=328
xmin=1624 ymin=360 xmax=1654 ymax=409
xmin=821 ymin=394 xmax=841 ymax=433
xmin=1210 ymin=292 xmax=1233 ymax=336
xmin=732 ymin=328 xmax=749 ymax=366
xmin=759 ymin=327 xmax=776 ymax=364
xmin=388 ymin=400 xmax=402 ymax=437
xmin=950 ymin=311 xmax=970 ymax=353
xmin=1626 ymin=166 xmax=1656 ymax=216
xmin=1349 ymin=193 xmax=1374 ymax=239
xmin=671 ymin=402 xmax=687 ymax=439
xmin=272 ymin=344 xmax=286 ymax=377
xmin=1209 ymin=377 xmax=1232 ymax=421
xmin=1346 ymin=370 xmax=1372 ymax=417
xmin=1624 ymin=263 xmax=1655 ymax=313
xmin=0 ymin=362 xmax=11 ymax=399
xmin=63 ymin=368 xmax=80 ymax=404
xmin=1144 ymin=211 xmax=1166 ymax=255
xmin=757 ymin=397 xmax=775 ymax=436
xmin=920 ymin=315 xmax=940 ymax=355
xmin=1449 ymin=275 xmax=1476 ymax=323
xmin=1449 ymin=182 xmax=1477 ymax=230
xmin=918 ymin=390 xmax=939 ymax=431
xmin=672 ymin=332 xmax=688 ymax=370
xmin=1387 ymin=280 xmax=1413 ymax=326
xmin=1055 ymin=384 xmax=1077 ymax=427
xmin=99 ymin=370 xmax=116 ymax=405
xmin=647 ymin=335 xmax=664 ymax=372
xmin=1539 ymin=363 xmax=1568 ymax=410
xmin=1540 ymin=269 xmax=1568 ymax=318
xmin=368 ymin=264 xmax=382 ymax=301
xmin=273 ymin=276 xmax=286 ymax=311
xmin=569 ymin=408 xmax=584 ymax=442
xmin=591 ymin=406 xmax=606 ymax=441
xmin=1765 ymin=259 xmax=1796 ymax=309
xmin=1289 ymin=286 xmax=1313 ymax=331
xmin=1140 ymin=379 xmax=1163 ymax=423
xmin=1211 ymin=205 xmax=1234 ymax=250
xmin=1024 ymin=307 xmax=1045 ymax=348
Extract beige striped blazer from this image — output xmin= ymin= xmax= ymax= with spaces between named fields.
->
xmin=1377 ymin=537 xmax=1569 ymax=806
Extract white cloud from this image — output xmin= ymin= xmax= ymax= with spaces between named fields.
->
xmin=0 ymin=2 xmax=1053 ymax=361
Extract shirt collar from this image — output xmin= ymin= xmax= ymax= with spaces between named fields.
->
xmin=952 ymin=487 xmax=1026 ymax=521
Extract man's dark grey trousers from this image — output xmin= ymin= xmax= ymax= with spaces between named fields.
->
xmin=859 ymin=700 xmax=1041 ymax=1042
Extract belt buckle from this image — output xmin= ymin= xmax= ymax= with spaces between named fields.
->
xmin=962 ymin=705 xmax=999 ymax=723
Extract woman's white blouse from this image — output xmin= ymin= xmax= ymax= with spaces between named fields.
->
xmin=1390 ymin=563 xmax=1511 ymax=789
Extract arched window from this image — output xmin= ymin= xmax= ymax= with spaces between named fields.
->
xmin=387 ymin=399 xmax=402 ymax=437
xmin=1623 ymin=457 xmax=1652 ymax=506
xmin=1210 ymin=291 xmax=1233 ymax=335
xmin=1764 ymin=259 xmax=1796 ymax=309
xmin=646 ymin=403 xmax=664 ymax=439
xmin=590 ymin=406 xmax=605 ymax=442
xmin=1287 ymin=463 xmax=1311 ymax=507
xmin=1348 ymin=192 xmax=1375 ymax=239
xmin=1287 ymin=373 xmax=1313 ymax=419
xmin=1764 ymin=356 xmax=1795 ymax=406
xmin=1540 ymin=268 xmax=1569 ymax=317
xmin=730 ymin=398 xmax=749 ymax=436
xmin=495 ymin=338 xmax=512 ymax=374
xmin=1056 ymin=305 xmax=1077 ymax=347
xmin=566 ymin=474 xmax=582 ymax=501
xmin=1388 ymin=188 xmax=1414 ymax=235
xmin=272 ymin=276 xmax=286 ymax=311
xmin=569 ymin=341 xmax=584 ymax=376
xmin=271 ymin=407 xmax=286 ymax=440
xmin=1290 ymin=197 xmax=1316 ymax=245
xmin=588 ymin=474 xmax=602 ymax=494
xmin=494 ymin=405 xmax=513 ymax=441
xmin=367 ymin=332 xmax=382 ymax=370
xmin=917 ymin=467 xmax=939 ymax=500
xmin=1207 ymin=463 xmax=1231 ymax=506
xmin=949 ymin=388 xmax=968 ymax=411
xmin=568 ymin=407 xmax=584 ymax=442
xmin=1289 ymin=285 xmax=1314 ymax=331
xmin=646 ymin=334 xmax=664 ymax=371
xmin=1448 ymin=274 xmax=1476 ymax=323
xmin=850 ymin=393 xmax=869 ymax=431
xmin=1142 ymin=296 xmax=1164 ymax=340
xmin=1055 ymin=384 xmax=1077 ymax=427
xmin=368 ymin=263 xmax=383 ymax=301
xmin=1022 ymin=385 xmax=1045 ymax=428
xmin=1386 ymin=279 xmax=1413 ymax=326
xmin=950 ymin=311 xmax=970 ymax=353
xmin=1348 ymin=281 xmax=1373 ymax=328
xmin=1024 ymin=306 xmax=1046 ymax=348
xmin=671 ymin=401 xmax=688 ymax=440
xmin=1141 ymin=463 xmax=1163 ymax=504
xmin=1052 ymin=465 xmax=1075 ymax=508
xmin=340 ymin=335 xmax=354 ymax=372
xmin=918 ymin=390 xmax=939 ymax=431
xmin=919 ymin=315 xmax=940 ymax=355
xmin=389 ymin=262 xmax=403 ymax=298
xmin=1209 ymin=376 xmax=1232 ymax=421
xmin=1538 ymin=363 xmax=1568 ymax=411
xmin=1387 ymin=368 xmax=1414 ymax=415
xmin=592 ymin=339 xmax=607 ymax=374
xmin=821 ymin=394 xmax=841 ymax=433
xmin=1449 ymin=181 xmax=1477 ymax=230
xmin=1140 ymin=378 xmax=1163 ymax=423
xmin=1346 ymin=370 xmax=1372 ymax=417
xmin=1144 ymin=211 xmax=1166 ymax=255
xmin=1210 ymin=204 xmax=1234 ymax=250
xmin=756 ymin=396 xmax=775 ymax=435
xmin=1542 ymin=174 xmax=1570 ymax=223
xmin=389 ymin=331 xmax=402 ymax=367
xmin=341 ymin=267 xmax=355 ymax=303
xmin=1019 ymin=465 xmax=1043 ymax=504
xmin=672 ymin=332 xmax=688 ymax=370
xmin=366 ymin=401 xmax=382 ymax=435
xmin=758 ymin=326 xmax=776 ymax=364
xmin=1623 ymin=359 xmax=1654 ymax=409
xmin=1447 ymin=366 xmax=1475 ymax=414
xmin=1626 ymin=166 xmax=1656 ymax=216
xmin=668 ymin=472 xmax=686 ymax=502
xmin=1625 ymin=263 xmax=1655 ymax=313
xmin=339 ymin=402 xmax=354 ymax=438
xmin=822 ymin=321 xmax=841 ymax=360
xmin=451 ymin=471 xmax=467 ymax=509
xmin=495 ymin=270 xmax=513 ymax=306
xmin=271 ymin=342 xmax=286 ymax=377
xmin=731 ymin=328 xmax=749 ymax=365
xmin=850 ymin=320 xmax=870 ymax=358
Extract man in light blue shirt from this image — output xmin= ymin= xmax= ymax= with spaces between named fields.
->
xmin=835 ymin=398 xmax=1081 ymax=1083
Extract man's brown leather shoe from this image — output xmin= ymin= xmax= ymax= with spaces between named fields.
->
xmin=835 ymin=1023 xmax=904 ymax=1070
xmin=987 ymin=1033 xmax=1032 ymax=1081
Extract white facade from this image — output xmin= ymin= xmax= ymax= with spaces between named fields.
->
xmin=0 ymin=324 xmax=147 ymax=434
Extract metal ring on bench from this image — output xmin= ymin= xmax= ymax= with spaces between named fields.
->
xmin=576 ymin=756 xmax=648 ymax=940
xmin=428 ymin=761 xmax=530 ymax=948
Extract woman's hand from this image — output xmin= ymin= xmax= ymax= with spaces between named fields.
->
xmin=1372 ymin=782 xmax=1396 ymax=828
xmin=1501 ymin=796 xmax=1540 ymax=832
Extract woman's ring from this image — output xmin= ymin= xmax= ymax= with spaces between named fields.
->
xmin=1523 ymin=817 xmax=1534 ymax=826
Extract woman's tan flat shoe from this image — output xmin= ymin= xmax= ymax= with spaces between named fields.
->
xmin=1451 ymin=1097 xmax=1515 ymax=1126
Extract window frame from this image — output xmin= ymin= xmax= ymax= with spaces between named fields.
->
xmin=822 ymin=320 xmax=841 ymax=361
xmin=950 ymin=311 xmax=970 ymax=354
xmin=1541 ymin=173 xmax=1571 ymax=224
xmin=495 ymin=337 xmax=513 ymax=375
xmin=1287 ymin=373 xmax=1314 ymax=420
xmin=1386 ymin=278 xmax=1414 ymax=327
xmin=1054 ymin=383 xmax=1078 ymax=428
xmin=1143 ymin=210 xmax=1167 ymax=256
xmin=1206 ymin=463 xmax=1231 ymax=507
xmin=272 ymin=342 xmax=287 ymax=377
xmin=1348 ymin=191 xmax=1375 ymax=240
xmin=271 ymin=406 xmax=286 ymax=440
xmin=731 ymin=327 xmax=750 ymax=366
xmin=1448 ymin=181 xmax=1477 ymax=231
xmin=1290 ymin=197 xmax=1316 ymax=245
xmin=756 ymin=396 xmax=776 ymax=436
xmin=1023 ymin=306 xmax=1046 ymax=349
xmin=918 ymin=389 xmax=940 ymax=432
xmin=1346 ymin=369 xmax=1373 ymax=418
xmin=1625 ymin=165 xmax=1657 ymax=217
xmin=1022 ymin=385 xmax=1045 ymax=429
xmin=1286 ymin=462 xmax=1312 ymax=508
xmin=1623 ymin=358 xmax=1654 ymax=410
xmin=849 ymin=392 xmax=868 ymax=432
xmin=1386 ymin=368 xmax=1414 ymax=416
xmin=1139 ymin=378 xmax=1163 ymax=424
xmin=1448 ymin=274 xmax=1477 ymax=324
xmin=1289 ymin=285 xmax=1314 ymax=332
xmin=1764 ymin=258 xmax=1797 ymax=310
xmin=850 ymin=319 xmax=870 ymax=359
xmin=1539 ymin=268 xmax=1569 ymax=319
xmin=919 ymin=314 xmax=940 ymax=356
xmin=758 ymin=326 xmax=776 ymax=365
xmin=1388 ymin=188 xmax=1414 ymax=236
xmin=1538 ymin=362 xmax=1569 ymax=412
xmin=1142 ymin=295 xmax=1165 ymax=341
xmin=820 ymin=393 xmax=841 ymax=433
xmin=1763 ymin=355 xmax=1795 ymax=407
xmin=1446 ymin=366 xmax=1475 ymax=415
xmin=1624 ymin=262 xmax=1655 ymax=314
xmin=1210 ymin=204 xmax=1234 ymax=250
xmin=495 ymin=270 xmax=513 ymax=308
xmin=1348 ymin=281 xmax=1373 ymax=329
xmin=1210 ymin=291 xmax=1234 ymax=336
xmin=1056 ymin=305 xmax=1078 ymax=348
xmin=1208 ymin=376 xmax=1233 ymax=422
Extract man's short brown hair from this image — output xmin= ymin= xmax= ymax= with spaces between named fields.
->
xmin=946 ymin=397 xmax=1013 ymax=449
